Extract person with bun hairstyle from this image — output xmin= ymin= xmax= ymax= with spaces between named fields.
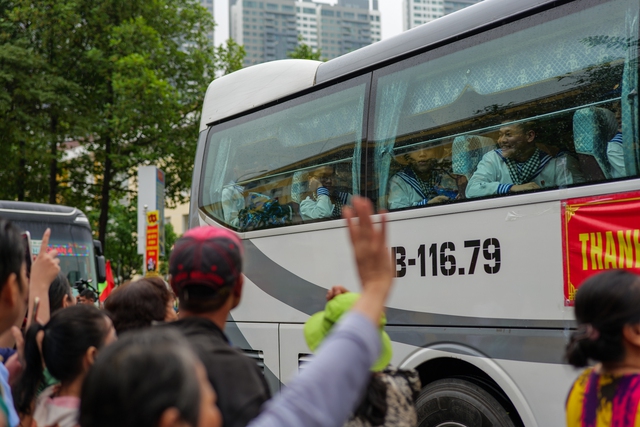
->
xmin=12 ymin=304 xmax=116 ymax=427
xmin=565 ymin=270 xmax=640 ymax=426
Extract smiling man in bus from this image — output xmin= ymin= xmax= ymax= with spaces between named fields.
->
xmin=466 ymin=120 xmax=584 ymax=198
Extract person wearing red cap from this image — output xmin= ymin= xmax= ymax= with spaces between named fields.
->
xmin=165 ymin=226 xmax=270 ymax=427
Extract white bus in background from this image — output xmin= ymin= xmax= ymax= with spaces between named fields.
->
xmin=190 ymin=0 xmax=640 ymax=425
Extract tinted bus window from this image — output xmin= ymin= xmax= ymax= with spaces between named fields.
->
xmin=200 ymin=76 xmax=369 ymax=231
xmin=372 ymin=0 xmax=639 ymax=210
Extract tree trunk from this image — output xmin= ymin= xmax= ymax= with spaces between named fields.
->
xmin=17 ymin=140 xmax=26 ymax=201
xmin=98 ymin=135 xmax=112 ymax=250
xmin=48 ymin=116 xmax=58 ymax=204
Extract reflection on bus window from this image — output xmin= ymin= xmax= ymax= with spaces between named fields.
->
xmin=200 ymin=81 xmax=367 ymax=231
xmin=372 ymin=0 xmax=639 ymax=208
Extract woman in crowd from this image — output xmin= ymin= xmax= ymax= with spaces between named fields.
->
xmin=48 ymin=272 xmax=75 ymax=314
xmin=12 ymin=305 xmax=116 ymax=427
xmin=104 ymin=277 xmax=177 ymax=335
xmin=79 ymin=196 xmax=393 ymax=427
xmin=565 ymin=270 xmax=640 ymax=426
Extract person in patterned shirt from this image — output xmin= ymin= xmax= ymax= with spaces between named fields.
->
xmin=565 ymin=270 xmax=640 ymax=427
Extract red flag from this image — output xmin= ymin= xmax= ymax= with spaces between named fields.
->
xmin=100 ymin=260 xmax=116 ymax=302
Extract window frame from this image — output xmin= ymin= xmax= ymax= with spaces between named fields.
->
xmin=198 ymin=72 xmax=373 ymax=232
xmin=365 ymin=0 xmax=638 ymax=209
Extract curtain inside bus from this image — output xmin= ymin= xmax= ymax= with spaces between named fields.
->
xmin=372 ymin=0 xmax=639 ymax=208
xmin=201 ymin=80 xmax=367 ymax=231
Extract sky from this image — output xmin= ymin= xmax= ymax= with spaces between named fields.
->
xmin=213 ymin=0 xmax=405 ymax=46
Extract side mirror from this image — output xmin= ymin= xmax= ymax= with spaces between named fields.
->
xmin=94 ymin=240 xmax=107 ymax=283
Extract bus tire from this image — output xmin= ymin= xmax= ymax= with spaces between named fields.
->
xmin=416 ymin=378 xmax=516 ymax=427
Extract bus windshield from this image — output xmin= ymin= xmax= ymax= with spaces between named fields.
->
xmin=20 ymin=220 xmax=97 ymax=286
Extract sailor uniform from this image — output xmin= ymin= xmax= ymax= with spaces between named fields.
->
xmin=466 ymin=148 xmax=584 ymax=198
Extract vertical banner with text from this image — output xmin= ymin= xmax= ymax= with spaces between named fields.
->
xmin=145 ymin=210 xmax=160 ymax=277
xmin=562 ymin=191 xmax=640 ymax=305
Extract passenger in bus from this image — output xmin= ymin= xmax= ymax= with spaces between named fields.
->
xmin=466 ymin=121 xmax=584 ymax=198
xmin=300 ymin=165 xmax=352 ymax=221
xmin=221 ymin=181 xmax=245 ymax=228
xmin=388 ymin=146 xmax=458 ymax=210
xmin=607 ymin=103 xmax=626 ymax=178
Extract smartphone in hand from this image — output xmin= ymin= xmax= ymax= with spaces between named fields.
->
xmin=21 ymin=231 xmax=33 ymax=279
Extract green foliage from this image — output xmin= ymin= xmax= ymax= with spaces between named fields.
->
xmin=215 ymin=38 xmax=247 ymax=75
xmin=100 ymin=201 xmax=141 ymax=282
xmin=288 ymin=35 xmax=324 ymax=61
xmin=0 ymin=0 xmax=247 ymax=264
xmin=159 ymin=222 xmax=178 ymax=277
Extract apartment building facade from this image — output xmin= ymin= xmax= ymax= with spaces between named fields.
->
xmin=403 ymin=0 xmax=481 ymax=30
xmin=231 ymin=0 xmax=381 ymax=65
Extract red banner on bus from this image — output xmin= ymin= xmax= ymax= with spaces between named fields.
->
xmin=562 ymin=191 xmax=640 ymax=306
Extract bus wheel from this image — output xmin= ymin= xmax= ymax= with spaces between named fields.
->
xmin=416 ymin=378 xmax=515 ymax=427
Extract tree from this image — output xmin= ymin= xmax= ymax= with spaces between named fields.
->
xmin=0 ymin=0 xmax=85 ymax=203
xmin=100 ymin=201 xmax=141 ymax=282
xmin=215 ymin=38 xmax=247 ymax=76
xmin=0 ymin=0 xmax=246 ymax=259
xmin=288 ymin=36 xmax=324 ymax=61
xmin=159 ymin=222 xmax=178 ymax=277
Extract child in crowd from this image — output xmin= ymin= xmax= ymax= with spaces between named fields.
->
xmin=12 ymin=305 xmax=116 ymax=427
xmin=565 ymin=270 xmax=640 ymax=426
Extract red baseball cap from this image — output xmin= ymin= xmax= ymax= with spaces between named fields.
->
xmin=169 ymin=226 xmax=243 ymax=297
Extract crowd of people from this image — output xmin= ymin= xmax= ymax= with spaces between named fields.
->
xmin=1 ymin=197 xmax=640 ymax=427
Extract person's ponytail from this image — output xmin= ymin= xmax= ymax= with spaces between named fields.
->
xmin=12 ymin=322 xmax=46 ymax=415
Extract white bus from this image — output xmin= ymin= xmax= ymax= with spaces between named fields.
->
xmin=190 ymin=0 xmax=640 ymax=424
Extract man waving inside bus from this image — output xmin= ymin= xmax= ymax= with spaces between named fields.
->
xmin=466 ymin=120 xmax=584 ymax=198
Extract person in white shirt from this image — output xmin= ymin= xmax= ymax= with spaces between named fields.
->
xmin=607 ymin=103 xmax=626 ymax=178
xmin=466 ymin=121 xmax=584 ymax=198
xmin=300 ymin=165 xmax=351 ymax=221
xmin=388 ymin=146 xmax=457 ymax=210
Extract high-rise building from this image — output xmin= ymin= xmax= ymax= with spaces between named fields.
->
xmin=314 ymin=0 xmax=381 ymax=60
xmin=201 ymin=0 xmax=215 ymax=45
xmin=403 ymin=0 xmax=482 ymax=31
xmin=230 ymin=0 xmax=298 ymax=65
xmin=231 ymin=0 xmax=381 ymax=66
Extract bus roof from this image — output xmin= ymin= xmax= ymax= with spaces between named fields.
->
xmin=315 ymin=0 xmax=553 ymax=84
xmin=201 ymin=0 xmax=555 ymax=130
xmin=0 ymin=201 xmax=91 ymax=226
xmin=200 ymin=59 xmax=322 ymax=131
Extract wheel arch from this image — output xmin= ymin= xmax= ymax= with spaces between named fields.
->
xmin=398 ymin=343 xmax=537 ymax=427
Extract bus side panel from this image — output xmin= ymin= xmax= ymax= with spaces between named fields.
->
xmin=233 ymin=199 xmax=572 ymax=325
xmin=279 ymin=324 xmax=311 ymax=386
xmin=225 ymin=322 xmax=281 ymax=394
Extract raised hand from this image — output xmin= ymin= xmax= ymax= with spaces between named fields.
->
xmin=326 ymin=285 xmax=349 ymax=301
xmin=342 ymin=197 xmax=394 ymax=325
xmin=27 ymin=229 xmax=59 ymax=326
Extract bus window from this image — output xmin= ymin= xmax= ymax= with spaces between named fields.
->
xmin=200 ymin=77 xmax=368 ymax=231
xmin=372 ymin=0 xmax=639 ymax=209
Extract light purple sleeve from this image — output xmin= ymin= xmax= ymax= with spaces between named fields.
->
xmin=248 ymin=312 xmax=381 ymax=427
